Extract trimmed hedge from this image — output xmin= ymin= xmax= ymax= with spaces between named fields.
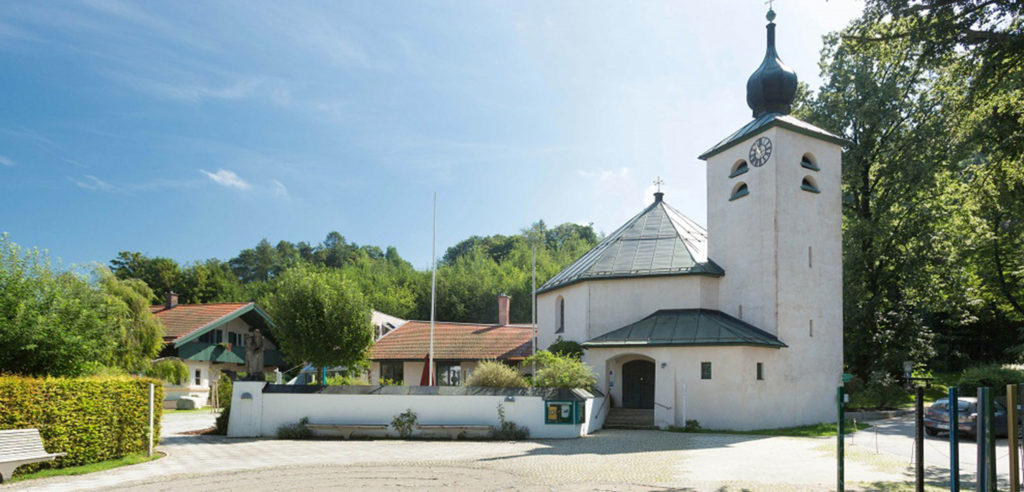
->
xmin=0 ymin=375 xmax=163 ymax=473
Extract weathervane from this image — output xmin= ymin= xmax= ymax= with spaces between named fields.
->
xmin=653 ymin=176 xmax=664 ymax=193
xmin=765 ymin=0 xmax=774 ymax=10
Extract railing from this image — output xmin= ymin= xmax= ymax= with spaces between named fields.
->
xmin=654 ymin=401 xmax=672 ymax=410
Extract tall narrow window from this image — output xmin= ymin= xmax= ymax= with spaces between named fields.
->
xmin=756 ymin=362 xmax=764 ymax=380
xmin=556 ymin=296 xmax=565 ymax=333
xmin=809 ymin=319 xmax=814 ymax=337
xmin=194 ymin=369 xmax=201 ymax=386
xmin=808 ymin=246 xmax=813 ymax=268
xmin=738 ymin=304 xmax=743 ymax=320
xmin=701 ymin=362 xmax=712 ymax=380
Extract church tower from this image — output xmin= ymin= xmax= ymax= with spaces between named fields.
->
xmin=699 ymin=8 xmax=845 ymax=424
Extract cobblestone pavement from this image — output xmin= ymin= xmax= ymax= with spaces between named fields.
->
xmin=6 ymin=426 xmax=929 ymax=492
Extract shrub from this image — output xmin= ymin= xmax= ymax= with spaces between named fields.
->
xmin=324 ymin=374 xmax=370 ymax=386
xmin=522 ymin=350 xmax=597 ymax=390
xmin=277 ymin=417 xmax=313 ymax=439
xmin=958 ymin=364 xmax=1024 ymax=398
xmin=144 ymin=359 xmax=188 ymax=386
xmin=215 ymin=373 xmax=232 ymax=409
xmin=379 ymin=378 xmax=402 ymax=386
xmin=391 ymin=409 xmax=417 ymax=438
xmin=547 ymin=337 xmax=584 ymax=359
xmin=0 ymin=375 xmax=163 ymax=473
xmin=493 ymin=403 xmax=529 ymax=440
xmin=214 ymin=404 xmax=230 ymax=435
xmin=466 ymin=360 xmax=528 ymax=388
xmin=846 ymin=372 xmax=911 ymax=410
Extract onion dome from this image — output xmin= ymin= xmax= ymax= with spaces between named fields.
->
xmin=746 ymin=9 xmax=798 ymax=118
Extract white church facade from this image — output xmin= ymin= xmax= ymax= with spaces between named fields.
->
xmin=536 ymin=10 xmax=846 ymax=431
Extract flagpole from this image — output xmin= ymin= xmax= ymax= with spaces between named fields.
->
xmin=429 ymin=192 xmax=436 ymax=386
xmin=531 ymin=238 xmax=537 ymax=383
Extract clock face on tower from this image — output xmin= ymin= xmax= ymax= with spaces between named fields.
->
xmin=748 ymin=136 xmax=773 ymax=167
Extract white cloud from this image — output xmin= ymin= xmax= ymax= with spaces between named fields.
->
xmin=271 ymin=179 xmax=288 ymax=198
xmin=200 ymin=168 xmax=251 ymax=190
xmin=0 ymin=154 xmax=14 ymax=167
xmin=71 ymin=175 xmax=114 ymax=191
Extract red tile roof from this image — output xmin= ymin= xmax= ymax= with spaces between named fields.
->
xmin=149 ymin=303 xmax=252 ymax=342
xmin=369 ymin=321 xmax=534 ymax=361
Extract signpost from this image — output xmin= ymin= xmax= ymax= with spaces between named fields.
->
xmin=837 ymin=385 xmax=845 ymax=492
xmin=1009 ymin=384 xmax=1020 ymax=492
xmin=914 ymin=386 xmax=924 ymax=492
xmin=949 ymin=387 xmax=960 ymax=492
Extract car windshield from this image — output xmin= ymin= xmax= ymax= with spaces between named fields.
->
xmin=934 ymin=399 xmax=972 ymax=411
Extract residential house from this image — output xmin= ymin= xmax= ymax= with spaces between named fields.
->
xmin=151 ymin=292 xmax=285 ymax=408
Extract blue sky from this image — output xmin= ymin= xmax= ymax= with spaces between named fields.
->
xmin=0 ymin=1 xmax=863 ymax=270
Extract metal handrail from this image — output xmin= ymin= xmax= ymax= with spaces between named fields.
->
xmin=654 ymin=401 xmax=672 ymax=410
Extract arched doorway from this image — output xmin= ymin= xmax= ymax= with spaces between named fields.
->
xmin=621 ymin=360 xmax=655 ymax=409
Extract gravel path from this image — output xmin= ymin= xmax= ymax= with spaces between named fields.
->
xmin=5 ymin=427 xmax=924 ymax=492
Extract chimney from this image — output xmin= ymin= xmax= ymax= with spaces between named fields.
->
xmin=497 ymin=293 xmax=510 ymax=326
xmin=165 ymin=292 xmax=179 ymax=309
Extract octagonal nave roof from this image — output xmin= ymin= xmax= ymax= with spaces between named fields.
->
xmin=536 ymin=192 xmax=723 ymax=295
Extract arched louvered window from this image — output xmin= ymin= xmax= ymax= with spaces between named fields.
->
xmin=730 ymin=182 xmax=749 ymax=201
xmin=730 ymin=160 xmax=749 ymax=178
xmin=801 ymin=175 xmax=820 ymax=193
xmin=801 ymin=153 xmax=820 ymax=171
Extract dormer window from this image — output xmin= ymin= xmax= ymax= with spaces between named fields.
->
xmin=801 ymin=176 xmax=820 ymax=193
xmin=729 ymin=160 xmax=749 ymax=178
xmin=801 ymin=154 xmax=820 ymax=171
xmin=730 ymin=182 xmax=749 ymax=201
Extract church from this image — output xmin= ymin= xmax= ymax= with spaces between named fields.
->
xmin=536 ymin=9 xmax=845 ymax=430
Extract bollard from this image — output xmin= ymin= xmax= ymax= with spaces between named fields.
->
xmin=1010 ymin=384 xmax=1020 ymax=492
xmin=986 ymin=390 xmax=996 ymax=492
xmin=148 ymin=383 xmax=154 ymax=458
xmin=949 ymin=386 xmax=960 ymax=492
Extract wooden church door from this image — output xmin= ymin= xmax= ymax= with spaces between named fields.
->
xmin=622 ymin=360 xmax=655 ymax=409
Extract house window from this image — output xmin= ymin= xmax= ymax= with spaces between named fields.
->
xmin=801 ymin=176 xmax=820 ymax=193
xmin=436 ymin=362 xmax=462 ymax=386
xmin=730 ymin=160 xmax=749 ymax=178
xmin=757 ymin=362 xmax=764 ymax=380
xmin=730 ymin=182 xmax=749 ymax=201
xmin=809 ymin=319 xmax=814 ymax=337
xmin=700 ymin=362 xmax=712 ymax=380
xmin=194 ymin=368 xmax=202 ymax=386
xmin=381 ymin=361 xmax=404 ymax=383
xmin=200 ymin=329 xmax=224 ymax=344
xmin=556 ymin=296 xmax=565 ymax=333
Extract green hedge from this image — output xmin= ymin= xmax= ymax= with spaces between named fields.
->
xmin=0 ymin=375 xmax=163 ymax=472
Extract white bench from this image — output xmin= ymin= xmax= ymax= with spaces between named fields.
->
xmin=305 ymin=424 xmax=389 ymax=439
xmin=417 ymin=424 xmax=493 ymax=440
xmin=0 ymin=429 xmax=66 ymax=483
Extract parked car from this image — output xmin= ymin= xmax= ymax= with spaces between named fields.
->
xmin=924 ymin=397 xmax=1008 ymax=439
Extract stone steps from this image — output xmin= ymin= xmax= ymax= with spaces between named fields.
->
xmin=604 ymin=408 xmax=656 ymax=430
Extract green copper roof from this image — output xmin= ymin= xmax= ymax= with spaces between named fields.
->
xmin=177 ymin=342 xmax=286 ymax=366
xmin=582 ymin=309 xmax=786 ymax=348
xmin=698 ymin=113 xmax=848 ymax=161
xmin=537 ymin=193 xmax=723 ymax=294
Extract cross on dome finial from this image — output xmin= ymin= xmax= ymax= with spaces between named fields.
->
xmin=653 ymin=176 xmax=664 ymax=192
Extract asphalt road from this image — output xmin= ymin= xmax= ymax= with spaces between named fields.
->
xmin=851 ymin=413 xmax=1014 ymax=487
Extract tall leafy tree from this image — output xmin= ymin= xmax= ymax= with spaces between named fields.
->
xmin=96 ymin=267 xmax=165 ymax=373
xmin=263 ymin=265 xmax=374 ymax=369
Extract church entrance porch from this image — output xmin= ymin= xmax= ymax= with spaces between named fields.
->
xmin=621 ymin=360 xmax=655 ymax=409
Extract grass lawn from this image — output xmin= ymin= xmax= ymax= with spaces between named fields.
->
xmin=667 ymin=420 xmax=872 ymax=437
xmin=10 ymin=452 xmax=163 ymax=482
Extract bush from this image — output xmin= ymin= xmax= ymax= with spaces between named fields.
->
xmin=0 ymin=375 xmax=163 ymax=473
xmin=324 ymin=374 xmax=370 ymax=385
xmin=493 ymin=403 xmax=529 ymax=440
xmin=522 ymin=350 xmax=597 ymax=390
xmin=214 ymin=404 xmax=230 ymax=435
xmin=958 ymin=364 xmax=1024 ymax=398
xmin=466 ymin=360 xmax=528 ymax=388
xmin=144 ymin=359 xmax=188 ymax=386
xmin=846 ymin=371 xmax=911 ymax=410
xmin=391 ymin=409 xmax=417 ymax=438
xmin=547 ymin=337 xmax=584 ymax=359
xmin=277 ymin=417 xmax=313 ymax=439
xmin=215 ymin=373 xmax=232 ymax=409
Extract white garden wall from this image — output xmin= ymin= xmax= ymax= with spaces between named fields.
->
xmin=228 ymin=382 xmax=606 ymax=439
